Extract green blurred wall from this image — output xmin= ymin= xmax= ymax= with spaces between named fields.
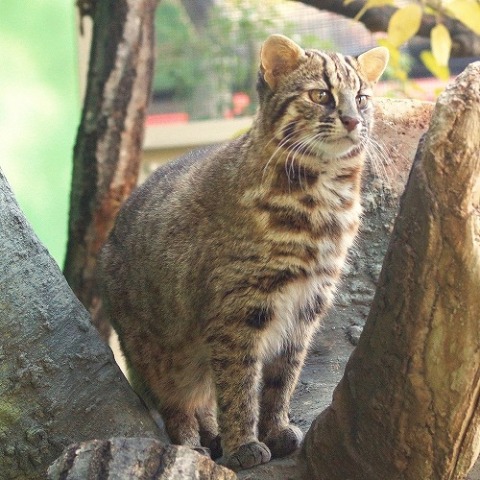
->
xmin=0 ymin=1 xmax=79 ymax=266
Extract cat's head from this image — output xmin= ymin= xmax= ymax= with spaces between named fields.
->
xmin=258 ymin=34 xmax=389 ymax=158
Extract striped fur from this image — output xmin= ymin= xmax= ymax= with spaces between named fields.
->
xmin=99 ymin=34 xmax=388 ymax=471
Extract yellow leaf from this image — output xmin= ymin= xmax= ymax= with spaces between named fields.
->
xmin=420 ymin=50 xmax=450 ymax=80
xmin=387 ymin=4 xmax=423 ymax=47
xmin=366 ymin=0 xmax=394 ymax=7
xmin=431 ymin=24 xmax=451 ymax=67
xmin=445 ymin=0 xmax=480 ymax=35
xmin=378 ymin=38 xmax=401 ymax=67
xmin=393 ymin=67 xmax=408 ymax=82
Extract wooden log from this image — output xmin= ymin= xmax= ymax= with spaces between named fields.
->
xmin=47 ymin=438 xmax=237 ymax=480
xmin=301 ymin=62 xmax=480 ymax=479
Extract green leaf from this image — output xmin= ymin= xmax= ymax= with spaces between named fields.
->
xmin=445 ymin=0 xmax=480 ymax=35
xmin=420 ymin=50 xmax=450 ymax=80
xmin=387 ymin=4 xmax=423 ymax=47
xmin=431 ymin=24 xmax=451 ymax=67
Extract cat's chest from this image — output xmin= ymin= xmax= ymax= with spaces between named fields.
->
xmin=243 ymin=162 xmax=362 ymax=248
xmin=257 ymin=273 xmax=332 ymax=360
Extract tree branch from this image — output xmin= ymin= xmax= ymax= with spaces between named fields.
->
xmin=295 ymin=0 xmax=480 ymax=58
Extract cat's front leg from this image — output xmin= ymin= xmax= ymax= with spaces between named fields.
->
xmin=258 ymin=323 xmax=317 ymax=458
xmin=206 ymin=326 xmax=271 ymax=471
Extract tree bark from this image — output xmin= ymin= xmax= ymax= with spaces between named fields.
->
xmin=48 ymin=438 xmax=237 ymax=480
xmin=301 ymin=61 xmax=480 ymax=479
xmin=0 ymin=170 xmax=164 ymax=480
xmin=64 ymin=0 xmax=158 ymax=337
xmin=295 ymin=0 xmax=480 ymax=58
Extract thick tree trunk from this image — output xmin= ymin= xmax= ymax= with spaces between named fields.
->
xmin=64 ymin=0 xmax=157 ymax=337
xmin=302 ymin=62 xmax=480 ymax=479
xmin=0 ymin=170 xmax=163 ymax=480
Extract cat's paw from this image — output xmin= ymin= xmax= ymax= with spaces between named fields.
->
xmin=264 ymin=425 xmax=303 ymax=458
xmin=217 ymin=441 xmax=271 ymax=471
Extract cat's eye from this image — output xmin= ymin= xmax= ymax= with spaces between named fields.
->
xmin=356 ymin=94 xmax=369 ymax=108
xmin=309 ymin=89 xmax=332 ymax=105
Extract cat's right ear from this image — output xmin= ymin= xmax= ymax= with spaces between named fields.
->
xmin=260 ymin=34 xmax=307 ymax=90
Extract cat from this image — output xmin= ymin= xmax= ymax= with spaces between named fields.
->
xmin=98 ymin=34 xmax=388 ymax=471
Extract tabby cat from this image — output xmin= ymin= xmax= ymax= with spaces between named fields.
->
xmin=99 ymin=34 xmax=388 ymax=471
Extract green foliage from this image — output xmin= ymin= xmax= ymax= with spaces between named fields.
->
xmin=153 ymin=0 xmax=338 ymax=118
xmin=297 ymin=34 xmax=336 ymax=51
xmin=153 ymin=1 xmax=200 ymax=97
xmin=0 ymin=0 xmax=77 ymax=265
xmin=154 ymin=0 xmax=291 ymax=116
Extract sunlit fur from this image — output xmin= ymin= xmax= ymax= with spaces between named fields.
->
xmin=99 ymin=35 xmax=388 ymax=471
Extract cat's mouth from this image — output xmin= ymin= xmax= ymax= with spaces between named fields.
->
xmin=344 ymin=129 xmax=362 ymax=143
xmin=314 ymin=133 xmax=363 ymax=158
xmin=332 ymin=131 xmax=361 ymax=145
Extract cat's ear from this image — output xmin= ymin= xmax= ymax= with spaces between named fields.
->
xmin=357 ymin=47 xmax=389 ymax=84
xmin=260 ymin=34 xmax=307 ymax=90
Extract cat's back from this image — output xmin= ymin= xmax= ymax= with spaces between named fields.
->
xmin=99 ymin=145 xmax=219 ymax=277
xmin=124 ymin=145 xmax=221 ymax=216
xmin=108 ymin=145 xmax=225 ymax=246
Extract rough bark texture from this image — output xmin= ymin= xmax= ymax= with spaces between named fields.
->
xmin=302 ymin=62 xmax=480 ymax=480
xmin=64 ymin=0 xmax=158 ymax=337
xmin=295 ymin=0 xmax=480 ymax=58
xmin=0 ymin=170 xmax=163 ymax=480
xmin=48 ymin=438 xmax=237 ymax=480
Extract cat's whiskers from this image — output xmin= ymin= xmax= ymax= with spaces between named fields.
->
xmin=263 ymin=119 xmax=369 ymax=192
xmin=297 ymin=132 xmax=325 ymax=189
xmin=283 ymin=136 xmax=301 ymax=193
xmin=283 ymin=132 xmax=323 ymax=191
xmin=366 ymin=137 xmax=393 ymax=184
xmin=261 ymin=121 xmax=307 ymax=185
xmin=281 ymin=127 xmax=322 ymax=191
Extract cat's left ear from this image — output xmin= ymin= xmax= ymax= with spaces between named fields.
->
xmin=357 ymin=47 xmax=389 ymax=83
xmin=261 ymin=34 xmax=307 ymax=90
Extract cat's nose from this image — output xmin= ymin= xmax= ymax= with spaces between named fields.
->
xmin=340 ymin=115 xmax=360 ymax=132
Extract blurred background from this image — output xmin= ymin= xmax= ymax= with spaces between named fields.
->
xmin=2 ymin=0 xmax=469 ymax=267
xmin=1 ymin=2 xmax=78 ymax=265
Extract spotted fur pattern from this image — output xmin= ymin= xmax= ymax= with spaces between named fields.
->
xmin=99 ymin=34 xmax=388 ymax=471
